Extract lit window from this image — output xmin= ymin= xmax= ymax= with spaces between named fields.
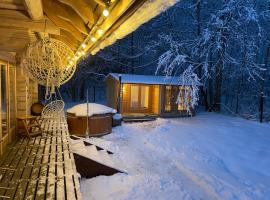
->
xmin=165 ymin=86 xmax=172 ymax=112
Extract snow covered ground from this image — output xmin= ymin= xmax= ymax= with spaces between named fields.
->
xmin=79 ymin=112 xmax=270 ymax=200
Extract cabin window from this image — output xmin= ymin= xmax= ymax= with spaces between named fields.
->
xmin=130 ymin=85 xmax=139 ymax=108
xmin=141 ymin=86 xmax=149 ymax=109
xmin=164 ymin=86 xmax=172 ymax=112
xmin=178 ymin=87 xmax=191 ymax=111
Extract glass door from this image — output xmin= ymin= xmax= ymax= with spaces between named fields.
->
xmin=130 ymin=85 xmax=150 ymax=113
xmin=140 ymin=85 xmax=149 ymax=110
xmin=130 ymin=85 xmax=139 ymax=109
xmin=1 ymin=64 xmax=7 ymax=139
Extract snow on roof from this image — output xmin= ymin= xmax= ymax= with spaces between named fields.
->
xmin=67 ymin=103 xmax=116 ymax=117
xmin=107 ymin=73 xmax=191 ymax=86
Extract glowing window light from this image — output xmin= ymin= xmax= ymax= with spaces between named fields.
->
xmin=82 ymin=43 xmax=86 ymax=49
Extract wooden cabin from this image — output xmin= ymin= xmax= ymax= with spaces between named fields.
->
xmin=106 ymin=73 xmax=195 ymax=117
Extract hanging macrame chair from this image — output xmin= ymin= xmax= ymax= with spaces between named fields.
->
xmin=42 ymin=87 xmax=65 ymax=120
xmin=21 ymin=37 xmax=76 ymax=124
xmin=21 ymin=37 xmax=76 ymax=90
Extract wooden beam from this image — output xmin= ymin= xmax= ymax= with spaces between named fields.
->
xmin=94 ymin=0 xmax=106 ymax=7
xmin=0 ymin=51 xmax=16 ymax=64
xmin=58 ymin=0 xmax=96 ymax=25
xmin=44 ymin=10 xmax=84 ymax=41
xmin=0 ymin=9 xmax=60 ymax=35
xmin=0 ymin=0 xmax=25 ymax=10
xmin=43 ymin=0 xmax=88 ymax=35
xmin=23 ymin=0 xmax=43 ymax=20
xmin=60 ymin=30 xmax=81 ymax=47
xmin=50 ymin=35 xmax=77 ymax=51
xmin=0 ymin=27 xmax=30 ymax=39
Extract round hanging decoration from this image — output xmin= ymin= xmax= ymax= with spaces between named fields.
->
xmin=21 ymin=37 xmax=76 ymax=90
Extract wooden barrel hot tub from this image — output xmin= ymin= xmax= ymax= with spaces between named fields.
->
xmin=66 ymin=103 xmax=116 ymax=137
xmin=67 ymin=113 xmax=113 ymax=137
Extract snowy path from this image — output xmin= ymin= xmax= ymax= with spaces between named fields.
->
xmin=79 ymin=112 xmax=270 ymax=200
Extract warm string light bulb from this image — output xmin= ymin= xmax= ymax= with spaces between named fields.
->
xmin=72 ymin=7 xmax=110 ymax=61
xmin=91 ymin=37 xmax=96 ymax=42
xmin=103 ymin=9 xmax=109 ymax=17
xmin=97 ymin=29 xmax=103 ymax=35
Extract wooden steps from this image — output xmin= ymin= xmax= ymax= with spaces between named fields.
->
xmin=122 ymin=113 xmax=158 ymax=122
xmin=0 ymin=116 xmax=81 ymax=200
xmin=70 ymin=136 xmax=126 ymax=178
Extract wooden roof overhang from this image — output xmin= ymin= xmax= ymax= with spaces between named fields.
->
xmin=0 ymin=0 xmax=177 ymax=65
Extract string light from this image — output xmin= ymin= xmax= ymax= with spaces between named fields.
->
xmin=97 ymin=29 xmax=103 ymax=35
xmin=72 ymin=4 xmax=111 ymax=61
xmin=103 ymin=9 xmax=109 ymax=17
xmin=91 ymin=37 xmax=96 ymax=42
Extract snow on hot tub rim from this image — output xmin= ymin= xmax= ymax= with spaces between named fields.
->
xmin=66 ymin=103 xmax=117 ymax=117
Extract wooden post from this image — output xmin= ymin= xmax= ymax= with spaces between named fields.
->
xmin=85 ymin=89 xmax=89 ymax=138
xmin=93 ymin=86 xmax=96 ymax=102
xmin=0 ymin=62 xmax=2 ymax=155
xmin=117 ymin=75 xmax=122 ymax=113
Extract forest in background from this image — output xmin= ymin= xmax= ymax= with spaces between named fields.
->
xmin=60 ymin=0 xmax=270 ymax=122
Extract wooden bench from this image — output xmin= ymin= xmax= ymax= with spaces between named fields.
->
xmin=0 ymin=115 xmax=81 ymax=199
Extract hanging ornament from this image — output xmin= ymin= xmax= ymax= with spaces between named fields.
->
xmin=21 ymin=37 xmax=76 ymax=93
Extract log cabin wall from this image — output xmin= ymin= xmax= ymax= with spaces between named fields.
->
xmin=106 ymin=76 xmax=119 ymax=110
xmin=16 ymin=66 xmax=38 ymax=117
xmin=16 ymin=66 xmax=29 ymax=116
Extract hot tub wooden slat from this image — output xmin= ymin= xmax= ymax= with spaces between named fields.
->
xmin=67 ymin=113 xmax=113 ymax=137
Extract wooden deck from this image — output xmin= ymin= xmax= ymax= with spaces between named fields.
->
xmin=0 ymin=116 xmax=81 ymax=200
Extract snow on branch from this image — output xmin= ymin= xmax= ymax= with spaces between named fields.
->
xmin=178 ymin=65 xmax=200 ymax=114
xmin=156 ymin=35 xmax=200 ymax=114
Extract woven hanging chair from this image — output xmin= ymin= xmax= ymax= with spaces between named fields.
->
xmin=21 ymin=37 xmax=76 ymax=90
xmin=42 ymin=100 xmax=65 ymax=119
xmin=21 ymin=37 xmax=75 ymax=122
